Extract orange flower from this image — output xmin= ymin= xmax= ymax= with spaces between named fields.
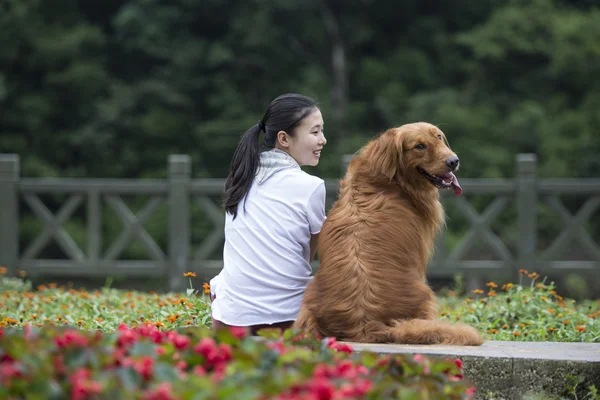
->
xmin=487 ymin=329 xmax=498 ymax=334
xmin=519 ymin=269 xmax=529 ymax=275
xmin=485 ymin=282 xmax=498 ymax=288
xmin=167 ymin=314 xmax=180 ymax=323
xmin=184 ymin=272 xmax=196 ymax=277
xmin=502 ymin=283 xmax=514 ymax=290
xmin=535 ymin=283 xmax=545 ymax=289
xmin=488 ymin=290 xmax=497 ymax=297
xmin=203 ymin=283 xmax=210 ymax=294
xmin=546 ymin=308 xmax=555 ymax=315
xmin=528 ymin=272 xmax=539 ymax=279
xmin=502 ymin=324 xmax=509 ymax=329
xmin=575 ymin=325 xmax=586 ymax=333
xmin=472 ymin=289 xmax=484 ymax=294
xmin=0 ymin=266 xmax=7 ymax=274
xmin=17 ymin=270 xmax=27 ymax=278
xmin=512 ymin=331 xmax=522 ymax=337
xmin=541 ymin=296 xmax=547 ymax=301
xmin=562 ymin=320 xmax=571 ymax=325
xmin=547 ymin=327 xmax=558 ymax=333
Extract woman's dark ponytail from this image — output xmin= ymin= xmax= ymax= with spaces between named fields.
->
xmin=223 ymin=123 xmax=263 ymax=219
xmin=223 ymin=93 xmax=319 ymax=219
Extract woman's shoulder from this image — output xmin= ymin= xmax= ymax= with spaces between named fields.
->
xmin=285 ymin=168 xmax=325 ymax=187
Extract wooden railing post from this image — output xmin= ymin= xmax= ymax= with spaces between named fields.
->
xmin=168 ymin=155 xmax=191 ymax=292
xmin=516 ymin=153 xmax=537 ymax=280
xmin=0 ymin=154 xmax=20 ymax=277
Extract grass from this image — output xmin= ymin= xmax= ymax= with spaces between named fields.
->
xmin=0 ymin=268 xmax=598 ymax=342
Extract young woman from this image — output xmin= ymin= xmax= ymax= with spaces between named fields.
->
xmin=209 ymin=93 xmax=328 ymax=335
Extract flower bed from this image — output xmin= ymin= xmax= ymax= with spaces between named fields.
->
xmin=0 ymin=324 xmax=475 ymax=399
xmin=439 ymin=271 xmax=600 ymax=342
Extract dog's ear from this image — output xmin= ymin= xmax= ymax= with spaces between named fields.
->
xmin=363 ymin=129 xmax=403 ymax=180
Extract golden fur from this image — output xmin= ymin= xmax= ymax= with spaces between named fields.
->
xmin=293 ymin=122 xmax=484 ymax=345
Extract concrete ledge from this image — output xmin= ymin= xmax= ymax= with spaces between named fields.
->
xmin=345 ymin=341 xmax=600 ymax=400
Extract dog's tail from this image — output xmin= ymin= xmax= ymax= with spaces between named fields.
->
xmin=374 ymin=319 xmax=484 ymax=346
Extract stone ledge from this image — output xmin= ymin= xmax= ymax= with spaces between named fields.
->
xmin=344 ymin=341 xmax=600 ymax=400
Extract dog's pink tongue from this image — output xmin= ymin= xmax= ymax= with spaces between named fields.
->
xmin=450 ymin=172 xmax=462 ymax=196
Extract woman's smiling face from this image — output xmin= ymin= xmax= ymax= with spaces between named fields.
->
xmin=280 ymin=108 xmax=327 ymax=167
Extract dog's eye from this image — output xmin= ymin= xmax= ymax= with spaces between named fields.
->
xmin=437 ymin=135 xmax=443 ymax=140
xmin=415 ymin=144 xmax=426 ymax=150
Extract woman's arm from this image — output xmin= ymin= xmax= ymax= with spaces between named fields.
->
xmin=310 ymin=233 xmax=319 ymax=263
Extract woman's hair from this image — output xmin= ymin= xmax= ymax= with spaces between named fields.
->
xmin=223 ymin=93 xmax=319 ymax=219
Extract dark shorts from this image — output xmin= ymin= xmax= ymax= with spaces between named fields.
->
xmin=210 ymin=293 xmax=294 ymax=336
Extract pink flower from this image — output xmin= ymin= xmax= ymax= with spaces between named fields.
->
xmin=194 ymin=337 xmax=216 ymax=357
xmin=135 ymin=356 xmax=155 ymax=380
xmin=54 ymin=330 xmax=89 ymax=349
xmin=143 ymin=382 xmax=177 ymax=400
xmin=229 ymin=326 xmax=248 ymax=339
xmin=308 ymin=377 xmax=335 ymax=400
xmin=116 ymin=327 xmax=138 ymax=349
xmin=0 ymin=361 xmax=22 ymax=385
xmin=325 ymin=337 xmax=353 ymax=353
xmin=466 ymin=386 xmax=477 ymax=398
xmin=267 ymin=341 xmax=288 ymax=354
xmin=70 ymin=368 xmax=102 ymax=400
xmin=170 ymin=333 xmax=190 ymax=350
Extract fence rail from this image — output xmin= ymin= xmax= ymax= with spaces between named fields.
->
xmin=1 ymin=153 xmax=599 ymax=291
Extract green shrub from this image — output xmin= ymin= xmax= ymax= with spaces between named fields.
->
xmin=0 ymin=325 xmax=475 ymax=399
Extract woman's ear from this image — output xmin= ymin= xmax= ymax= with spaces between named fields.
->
xmin=277 ymin=131 xmax=290 ymax=148
xmin=362 ymin=129 xmax=403 ymax=180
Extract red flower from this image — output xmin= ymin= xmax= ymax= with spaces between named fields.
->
xmin=116 ymin=326 xmax=139 ymax=349
xmin=169 ymin=333 xmax=190 ymax=350
xmin=54 ymin=330 xmax=89 ymax=349
xmin=70 ymin=368 xmax=102 ymax=400
xmin=229 ymin=326 xmax=248 ymax=339
xmin=466 ymin=386 xmax=477 ymax=398
xmin=325 ymin=337 xmax=353 ymax=353
xmin=308 ymin=377 xmax=335 ymax=400
xmin=136 ymin=356 xmax=155 ymax=381
xmin=267 ymin=341 xmax=288 ymax=355
xmin=194 ymin=337 xmax=217 ymax=357
xmin=143 ymin=382 xmax=178 ymax=400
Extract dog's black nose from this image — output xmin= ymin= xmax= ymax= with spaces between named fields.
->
xmin=445 ymin=156 xmax=460 ymax=170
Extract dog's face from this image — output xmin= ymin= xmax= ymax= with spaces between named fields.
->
xmin=365 ymin=122 xmax=462 ymax=195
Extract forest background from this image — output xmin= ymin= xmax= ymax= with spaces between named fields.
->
xmin=2 ymin=0 xmax=599 ymax=293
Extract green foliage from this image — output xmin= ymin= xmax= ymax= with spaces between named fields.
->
xmin=0 ymin=324 xmax=475 ymax=399
xmin=2 ymin=0 xmax=600 ymax=270
xmin=439 ymin=271 xmax=600 ymax=342
xmin=3 ymin=0 xmax=599 ymax=180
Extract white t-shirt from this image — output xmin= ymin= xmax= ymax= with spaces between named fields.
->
xmin=210 ymin=149 xmax=327 ymax=326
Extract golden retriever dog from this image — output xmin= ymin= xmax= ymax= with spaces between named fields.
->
xmin=293 ymin=122 xmax=484 ymax=345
